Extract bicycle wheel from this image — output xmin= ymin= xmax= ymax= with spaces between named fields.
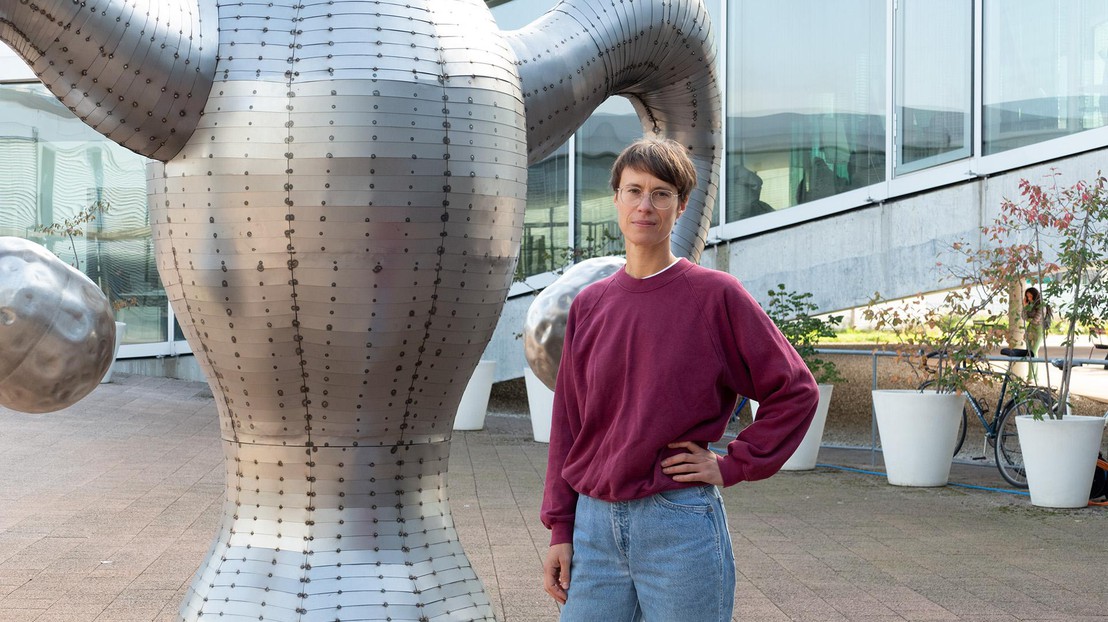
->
xmin=994 ymin=391 xmax=1053 ymax=488
xmin=918 ymin=380 xmax=969 ymax=456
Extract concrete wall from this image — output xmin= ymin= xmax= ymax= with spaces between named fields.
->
xmin=114 ymin=355 xmax=208 ymax=383
xmin=481 ymin=148 xmax=1108 ymax=382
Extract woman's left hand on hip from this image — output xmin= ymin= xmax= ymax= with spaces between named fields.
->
xmin=662 ymin=441 xmax=724 ymax=486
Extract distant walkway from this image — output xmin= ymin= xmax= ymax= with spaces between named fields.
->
xmin=0 ymin=374 xmax=1106 ymax=621
xmin=1034 ymin=334 xmax=1108 ymax=403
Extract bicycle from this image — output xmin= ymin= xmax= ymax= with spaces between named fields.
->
xmin=918 ymin=348 xmax=1057 ymax=488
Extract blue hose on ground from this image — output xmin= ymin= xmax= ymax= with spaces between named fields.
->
xmin=709 ymin=446 xmax=1031 ymax=496
xmin=814 ymin=463 xmax=1031 ymax=496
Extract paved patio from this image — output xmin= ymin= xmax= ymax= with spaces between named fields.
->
xmin=1 ymin=374 xmax=1106 ymax=621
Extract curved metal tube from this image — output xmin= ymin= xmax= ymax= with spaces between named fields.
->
xmin=506 ymin=0 xmax=722 ymax=261
xmin=0 ymin=0 xmax=218 ymax=160
xmin=0 ymin=0 xmax=721 ymax=619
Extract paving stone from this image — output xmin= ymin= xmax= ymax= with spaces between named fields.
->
xmin=1 ymin=376 xmax=1107 ymax=621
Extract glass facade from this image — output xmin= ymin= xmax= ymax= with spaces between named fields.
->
xmin=895 ymin=0 xmax=972 ymax=174
xmin=520 ymin=143 xmax=571 ymax=276
xmin=727 ymin=1 xmax=886 ymax=220
xmin=3 ymin=0 xmax=1108 ymax=344
xmin=574 ymin=97 xmax=638 ymax=263
xmin=983 ymin=1 xmax=1108 ymax=154
xmin=0 ymin=83 xmax=169 ymax=349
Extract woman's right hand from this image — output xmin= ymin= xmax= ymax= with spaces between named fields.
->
xmin=543 ymin=542 xmax=573 ymax=604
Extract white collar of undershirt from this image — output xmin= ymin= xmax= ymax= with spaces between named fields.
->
xmin=642 ymin=258 xmax=681 ymax=279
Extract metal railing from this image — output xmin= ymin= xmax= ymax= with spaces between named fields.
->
xmin=810 ymin=347 xmax=1108 ymax=462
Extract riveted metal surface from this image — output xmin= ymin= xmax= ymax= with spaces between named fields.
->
xmin=0 ymin=0 xmax=721 ymax=619
xmin=505 ymin=0 xmax=722 ymax=261
xmin=0 ymin=0 xmax=217 ymax=160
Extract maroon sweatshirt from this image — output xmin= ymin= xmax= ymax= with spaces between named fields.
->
xmin=541 ymin=259 xmax=819 ymax=545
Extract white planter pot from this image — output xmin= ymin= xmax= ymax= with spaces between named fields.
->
xmin=100 ymin=321 xmax=126 ymax=384
xmin=524 ymin=367 xmax=554 ymax=443
xmin=780 ymin=384 xmax=834 ymax=471
xmin=872 ymin=389 xmax=965 ymax=487
xmin=453 ymin=360 xmax=497 ymax=431
xmin=1016 ymin=414 xmax=1108 ymax=508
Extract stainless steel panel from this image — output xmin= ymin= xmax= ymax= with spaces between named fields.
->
xmin=0 ymin=0 xmax=721 ymax=618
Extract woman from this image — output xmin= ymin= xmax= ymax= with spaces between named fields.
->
xmin=1021 ymin=286 xmax=1049 ymax=383
xmin=539 ymin=137 xmax=819 ymax=621
xmin=1023 ymin=286 xmax=1045 ymax=356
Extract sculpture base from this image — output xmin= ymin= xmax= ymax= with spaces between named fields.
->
xmin=179 ymin=441 xmax=495 ymax=621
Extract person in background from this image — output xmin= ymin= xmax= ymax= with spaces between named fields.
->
xmin=540 ymin=137 xmax=820 ymax=621
xmin=1022 ymin=286 xmax=1049 ymax=382
xmin=1022 ymin=286 xmax=1045 ymax=357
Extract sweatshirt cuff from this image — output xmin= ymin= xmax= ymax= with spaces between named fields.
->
xmin=717 ymin=455 xmax=746 ymax=487
xmin=549 ymin=521 xmax=574 ymax=546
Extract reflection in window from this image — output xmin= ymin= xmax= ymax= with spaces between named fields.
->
xmin=519 ymin=143 xmax=570 ymax=278
xmin=896 ymin=0 xmax=972 ymax=174
xmin=575 ymin=97 xmax=637 ymax=261
xmin=0 ymin=83 xmax=166 ymax=345
xmin=701 ymin=0 xmax=724 ymax=227
xmin=727 ymin=1 xmax=886 ymax=221
xmin=984 ymin=1 xmax=1108 ymax=154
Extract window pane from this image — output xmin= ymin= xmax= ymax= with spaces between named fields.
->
xmin=984 ymin=0 xmax=1108 ymax=154
xmin=519 ymin=143 xmax=570 ymax=278
xmin=0 ymin=83 xmax=167 ymax=345
xmin=896 ymin=0 xmax=972 ymax=174
xmin=727 ymin=1 xmax=886 ymax=222
xmin=574 ymin=97 xmax=636 ymax=261
xmin=702 ymin=0 xmax=723 ymax=228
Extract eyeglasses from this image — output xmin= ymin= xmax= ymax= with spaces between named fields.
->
xmin=616 ymin=186 xmax=680 ymax=210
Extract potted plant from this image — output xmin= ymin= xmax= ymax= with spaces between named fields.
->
xmin=763 ymin=284 xmax=844 ymax=470
xmin=1000 ymin=172 xmax=1108 ymax=508
xmin=862 ymin=231 xmax=1030 ymax=486
xmin=453 ymin=359 xmax=497 ymax=431
xmin=862 ymin=295 xmax=974 ymax=486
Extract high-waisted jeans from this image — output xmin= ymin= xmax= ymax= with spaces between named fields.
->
xmin=560 ymin=485 xmax=736 ymax=622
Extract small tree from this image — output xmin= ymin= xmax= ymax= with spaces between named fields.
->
xmin=32 ymin=200 xmax=137 ymax=313
xmin=765 ymin=284 xmax=845 ymax=384
xmin=33 ymin=200 xmax=110 ymax=271
xmin=863 ymin=209 xmax=1036 ymax=393
xmin=997 ymin=171 xmax=1108 ymax=419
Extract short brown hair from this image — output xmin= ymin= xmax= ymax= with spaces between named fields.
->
xmin=609 ymin=137 xmax=698 ymax=201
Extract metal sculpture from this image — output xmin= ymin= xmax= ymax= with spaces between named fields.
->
xmin=0 ymin=237 xmax=116 ymax=412
xmin=0 ymin=0 xmax=721 ymax=619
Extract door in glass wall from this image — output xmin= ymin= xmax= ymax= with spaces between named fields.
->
xmin=984 ymin=1 xmax=1108 ymax=154
xmin=895 ymin=0 xmax=973 ymax=174
xmin=727 ymin=1 xmax=886 ymax=221
xmin=0 ymin=83 xmax=167 ymax=345
xmin=575 ymin=97 xmax=637 ymax=260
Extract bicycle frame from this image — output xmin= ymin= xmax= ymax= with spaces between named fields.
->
xmin=964 ymin=368 xmax=1018 ymax=439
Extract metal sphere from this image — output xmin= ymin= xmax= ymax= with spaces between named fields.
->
xmin=0 ymin=237 xmax=116 ymax=413
xmin=523 ymin=256 xmax=627 ymax=390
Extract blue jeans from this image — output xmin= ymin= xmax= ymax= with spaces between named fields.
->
xmin=560 ymin=485 xmax=735 ymax=622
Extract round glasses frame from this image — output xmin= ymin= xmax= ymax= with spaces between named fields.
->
xmin=616 ymin=186 xmax=680 ymax=210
